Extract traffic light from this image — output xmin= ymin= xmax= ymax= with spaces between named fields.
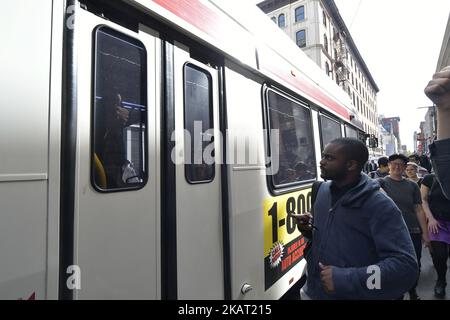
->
xmin=368 ymin=134 xmax=378 ymax=148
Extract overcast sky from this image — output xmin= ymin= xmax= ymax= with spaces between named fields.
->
xmin=250 ymin=0 xmax=450 ymax=151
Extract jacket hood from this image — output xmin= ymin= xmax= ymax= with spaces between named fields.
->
xmin=340 ymin=174 xmax=381 ymax=208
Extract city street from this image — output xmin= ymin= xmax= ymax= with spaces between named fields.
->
xmin=416 ymin=247 xmax=450 ymax=300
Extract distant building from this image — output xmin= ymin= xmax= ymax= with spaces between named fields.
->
xmin=436 ymin=13 xmax=450 ymax=71
xmin=413 ymin=131 xmax=419 ymax=153
xmin=258 ymin=0 xmax=380 ymax=139
xmin=418 ymin=13 xmax=449 ymax=152
xmin=380 ymin=117 xmax=401 ymax=152
xmin=401 ymin=145 xmax=408 ymax=154
xmin=381 ymin=130 xmax=398 ymax=156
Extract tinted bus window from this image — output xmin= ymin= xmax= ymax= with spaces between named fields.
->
xmin=184 ymin=63 xmax=214 ymax=183
xmin=267 ymin=90 xmax=316 ymax=187
xmin=320 ymin=115 xmax=342 ymax=149
xmin=345 ymin=125 xmax=358 ymax=139
xmin=92 ymin=26 xmax=147 ymax=191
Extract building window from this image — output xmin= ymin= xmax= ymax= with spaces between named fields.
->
xmin=295 ymin=6 xmax=305 ymax=22
xmin=271 ymin=16 xmax=276 ymax=24
xmin=322 ymin=11 xmax=327 ymax=27
xmin=296 ymin=29 xmax=306 ymax=48
xmin=334 ymin=48 xmax=338 ymax=60
xmin=92 ymin=26 xmax=148 ymax=191
xmin=266 ymin=89 xmax=316 ymax=187
xmin=323 ymin=34 xmax=328 ymax=53
xmin=325 ymin=62 xmax=330 ymax=76
xmin=278 ymin=14 xmax=285 ymax=28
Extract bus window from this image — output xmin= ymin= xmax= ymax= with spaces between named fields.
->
xmin=183 ymin=63 xmax=215 ymax=183
xmin=345 ymin=125 xmax=358 ymax=139
xmin=319 ymin=114 xmax=342 ymax=149
xmin=92 ymin=26 xmax=148 ymax=191
xmin=266 ymin=90 xmax=316 ymax=188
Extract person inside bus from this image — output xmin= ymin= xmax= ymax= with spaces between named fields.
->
xmin=95 ymin=93 xmax=140 ymax=188
xmin=424 ymin=65 xmax=450 ymax=199
xmin=293 ymin=138 xmax=418 ymax=300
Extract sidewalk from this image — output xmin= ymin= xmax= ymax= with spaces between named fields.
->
xmin=415 ymin=247 xmax=450 ymax=300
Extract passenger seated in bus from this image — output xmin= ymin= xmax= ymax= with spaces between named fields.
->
xmin=94 ymin=93 xmax=141 ymax=188
xmin=293 ymin=161 xmax=314 ymax=181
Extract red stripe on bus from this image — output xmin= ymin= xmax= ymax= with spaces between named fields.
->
xmin=152 ymin=0 xmax=224 ymax=40
xmin=152 ymin=0 xmax=350 ymax=120
xmin=263 ymin=63 xmax=350 ymax=119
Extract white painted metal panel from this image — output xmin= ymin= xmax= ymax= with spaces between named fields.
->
xmin=226 ymin=63 xmax=309 ymax=299
xmin=225 ymin=64 xmax=268 ymax=299
xmin=0 ymin=181 xmax=47 ymax=299
xmin=173 ymin=43 xmax=224 ymax=299
xmin=46 ymin=0 xmax=65 ymax=300
xmin=74 ymin=9 xmax=160 ymax=299
xmin=0 ymin=0 xmax=52 ymax=177
xmin=0 ymin=0 xmax=53 ymax=300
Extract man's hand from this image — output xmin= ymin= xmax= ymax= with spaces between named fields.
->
xmin=424 ymin=66 xmax=450 ymax=111
xmin=319 ymin=262 xmax=335 ymax=294
xmin=290 ymin=212 xmax=313 ymax=233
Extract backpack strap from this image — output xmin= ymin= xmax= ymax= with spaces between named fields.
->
xmin=311 ymin=181 xmax=323 ymax=215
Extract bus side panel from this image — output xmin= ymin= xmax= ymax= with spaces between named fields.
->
xmin=0 ymin=0 xmax=53 ymax=299
xmin=224 ymin=63 xmax=269 ymax=299
xmin=226 ymin=63 xmax=309 ymax=299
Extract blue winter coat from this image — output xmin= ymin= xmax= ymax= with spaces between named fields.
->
xmin=303 ymin=174 xmax=418 ymax=299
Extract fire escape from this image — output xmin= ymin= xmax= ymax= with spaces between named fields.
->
xmin=333 ymin=31 xmax=349 ymax=96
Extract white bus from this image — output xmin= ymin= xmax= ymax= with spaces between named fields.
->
xmin=0 ymin=0 xmax=367 ymax=299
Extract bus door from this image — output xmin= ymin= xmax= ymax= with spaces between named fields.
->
xmin=68 ymin=6 xmax=160 ymax=299
xmin=172 ymin=42 xmax=224 ymax=299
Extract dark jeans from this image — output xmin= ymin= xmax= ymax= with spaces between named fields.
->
xmin=430 ymin=241 xmax=450 ymax=284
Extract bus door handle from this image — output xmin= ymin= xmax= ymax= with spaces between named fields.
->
xmin=241 ymin=283 xmax=253 ymax=295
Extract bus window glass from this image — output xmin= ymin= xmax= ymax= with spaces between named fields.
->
xmin=267 ymin=90 xmax=316 ymax=187
xmin=184 ymin=64 xmax=215 ymax=183
xmin=320 ymin=115 xmax=342 ymax=149
xmin=345 ymin=125 xmax=358 ymax=139
xmin=92 ymin=26 xmax=147 ymax=191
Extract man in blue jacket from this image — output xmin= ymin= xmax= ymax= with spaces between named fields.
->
xmin=295 ymin=138 xmax=418 ymax=299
